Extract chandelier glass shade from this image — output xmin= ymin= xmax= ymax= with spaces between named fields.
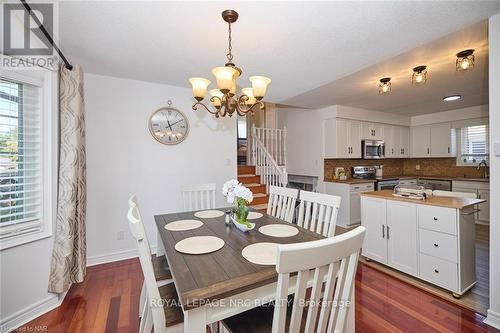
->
xmin=188 ymin=10 xmax=271 ymax=117
xmin=412 ymin=65 xmax=428 ymax=85
xmin=456 ymin=49 xmax=474 ymax=72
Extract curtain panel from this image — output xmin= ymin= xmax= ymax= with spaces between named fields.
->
xmin=48 ymin=64 xmax=86 ymax=293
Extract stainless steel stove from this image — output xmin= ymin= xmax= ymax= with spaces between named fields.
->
xmin=352 ymin=166 xmax=400 ymax=190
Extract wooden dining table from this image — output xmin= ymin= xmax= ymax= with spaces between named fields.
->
xmin=155 ymin=209 xmax=355 ymax=332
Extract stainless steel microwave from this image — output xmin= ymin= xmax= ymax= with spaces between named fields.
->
xmin=362 ymin=140 xmax=385 ymax=159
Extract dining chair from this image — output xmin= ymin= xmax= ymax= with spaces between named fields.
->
xmin=128 ymin=203 xmax=184 ymax=333
xmin=221 ymin=226 xmax=366 ymax=333
xmin=433 ymin=190 xmax=477 ymax=199
xmin=296 ymin=190 xmax=341 ymax=237
xmin=266 ymin=186 xmax=299 ymax=223
xmin=128 ymin=195 xmax=173 ymax=318
xmin=181 ymin=183 xmax=216 ymax=211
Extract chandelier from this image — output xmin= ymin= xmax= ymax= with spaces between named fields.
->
xmin=188 ymin=10 xmax=271 ymax=118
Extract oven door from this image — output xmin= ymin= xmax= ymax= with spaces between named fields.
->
xmin=377 ymin=181 xmax=399 ymax=191
xmin=363 ymin=140 xmax=385 ymax=159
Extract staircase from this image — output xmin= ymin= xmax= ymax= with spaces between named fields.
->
xmin=237 ymin=165 xmax=269 ymax=213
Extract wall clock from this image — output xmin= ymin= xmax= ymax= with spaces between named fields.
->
xmin=148 ymin=101 xmax=189 ymax=145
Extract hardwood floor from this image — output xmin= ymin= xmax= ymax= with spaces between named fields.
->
xmin=18 ymin=257 xmax=498 ymax=332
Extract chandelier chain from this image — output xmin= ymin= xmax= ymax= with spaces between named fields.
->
xmin=226 ymin=22 xmax=233 ymax=62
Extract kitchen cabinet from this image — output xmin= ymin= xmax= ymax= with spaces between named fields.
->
xmin=361 ymin=193 xmax=478 ymax=296
xmin=324 ymin=118 xmax=361 ymax=158
xmin=325 ymin=182 xmax=374 ymax=227
xmin=411 ymin=125 xmax=431 ymax=157
xmin=383 ymin=125 xmax=410 ymax=158
xmin=411 ymin=122 xmax=455 ymax=158
xmin=360 ymin=196 xmax=387 ymax=263
xmin=452 ymin=180 xmax=490 ymax=225
xmin=362 ymin=122 xmax=384 ymax=141
xmin=400 ymin=127 xmax=410 ymax=157
xmin=387 ymin=201 xmax=418 ymax=275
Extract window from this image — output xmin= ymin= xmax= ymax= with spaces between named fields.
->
xmin=458 ymin=124 xmax=489 ymax=165
xmin=0 ymin=72 xmax=54 ymax=249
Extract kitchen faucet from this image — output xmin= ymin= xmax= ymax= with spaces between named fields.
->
xmin=477 ymin=160 xmax=489 ymax=179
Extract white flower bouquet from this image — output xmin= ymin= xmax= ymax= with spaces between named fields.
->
xmin=222 ymin=179 xmax=254 ymax=229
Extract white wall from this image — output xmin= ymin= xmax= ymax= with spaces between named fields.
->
xmin=411 ymin=105 xmax=489 ymax=126
xmin=485 ymin=13 xmax=500 ymax=330
xmin=84 ymin=74 xmax=236 ymax=263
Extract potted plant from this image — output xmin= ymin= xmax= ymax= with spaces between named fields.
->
xmin=222 ymin=179 xmax=255 ymax=231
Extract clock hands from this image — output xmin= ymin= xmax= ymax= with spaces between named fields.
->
xmin=168 ymin=119 xmax=184 ymax=127
xmin=166 ymin=120 xmax=174 ymax=131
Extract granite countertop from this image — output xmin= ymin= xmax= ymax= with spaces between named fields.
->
xmin=324 ymin=178 xmax=377 ymax=184
xmin=360 ymin=190 xmax=486 ymax=209
xmin=325 ymin=175 xmax=489 ymax=184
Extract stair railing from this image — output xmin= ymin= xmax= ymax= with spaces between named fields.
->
xmin=252 ymin=130 xmax=287 ymax=191
xmin=251 ymin=125 xmax=286 ymax=166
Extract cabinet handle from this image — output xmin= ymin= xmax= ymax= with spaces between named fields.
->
xmin=448 ymin=147 xmax=450 ymax=154
xmin=392 ymin=148 xmax=394 ymax=154
xmin=434 ymin=269 xmax=439 ymax=274
xmin=386 ymin=226 xmax=390 ymax=239
xmin=433 ymin=217 xmax=438 ymax=221
xmin=382 ymin=225 xmax=385 ymax=238
xmin=434 ymin=243 xmax=439 ymax=247
xmin=427 ymin=148 xmax=430 ymax=154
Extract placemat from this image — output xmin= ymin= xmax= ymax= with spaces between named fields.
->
xmin=258 ymin=224 xmax=299 ymax=237
xmin=247 ymin=211 xmax=263 ymax=220
xmin=241 ymin=242 xmax=279 ymax=265
xmin=174 ymin=236 xmax=225 ymax=255
xmin=194 ymin=210 xmax=224 ymax=218
xmin=164 ymin=219 xmax=203 ymax=231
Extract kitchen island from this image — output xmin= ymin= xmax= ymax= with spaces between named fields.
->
xmin=360 ymin=190 xmax=486 ymax=297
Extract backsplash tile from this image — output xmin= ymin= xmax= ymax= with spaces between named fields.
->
xmin=324 ymin=158 xmax=487 ymax=180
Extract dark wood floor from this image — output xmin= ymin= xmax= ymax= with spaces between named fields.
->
xmin=19 ymin=258 xmax=499 ymax=333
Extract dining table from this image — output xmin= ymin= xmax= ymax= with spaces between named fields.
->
xmin=155 ymin=208 xmax=355 ymax=333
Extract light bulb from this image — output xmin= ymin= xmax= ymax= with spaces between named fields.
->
xmin=416 ymin=74 xmax=423 ymax=83
xmin=461 ymin=59 xmax=470 ymax=70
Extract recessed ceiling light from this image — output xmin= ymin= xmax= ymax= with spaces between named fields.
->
xmin=443 ymin=95 xmax=461 ymax=102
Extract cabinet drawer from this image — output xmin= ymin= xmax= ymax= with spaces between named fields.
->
xmin=418 ymin=205 xmax=457 ymax=235
xmin=350 ymin=183 xmax=374 ymax=192
xmin=419 ymin=229 xmax=458 ymax=263
xmin=419 ymin=253 xmax=458 ymax=291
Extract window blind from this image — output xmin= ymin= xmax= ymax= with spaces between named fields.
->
xmin=460 ymin=124 xmax=489 ymax=164
xmin=0 ymin=78 xmax=42 ymax=239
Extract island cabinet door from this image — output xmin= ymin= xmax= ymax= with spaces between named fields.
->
xmin=360 ymin=197 xmax=387 ymax=264
xmin=386 ymin=201 xmax=418 ymax=275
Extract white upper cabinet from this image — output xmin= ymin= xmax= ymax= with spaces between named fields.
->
xmin=430 ymin=123 xmax=455 ymax=157
xmin=362 ymin=122 xmax=384 ymax=141
xmin=400 ymin=126 xmax=410 ymax=157
xmin=411 ymin=123 xmax=455 ymax=158
xmin=411 ymin=125 xmax=431 ymax=157
xmin=324 ymin=118 xmax=361 ymax=158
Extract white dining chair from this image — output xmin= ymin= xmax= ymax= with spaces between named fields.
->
xmin=221 ymin=226 xmax=366 ymax=333
xmin=266 ymin=186 xmax=299 ymax=223
xmin=128 ymin=204 xmax=184 ymax=333
xmin=181 ymin=183 xmax=216 ymax=211
xmin=433 ymin=190 xmax=477 ymax=199
xmin=128 ymin=195 xmax=173 ymax=319
xmin=296 ymin=190 xmax=342 ymax=237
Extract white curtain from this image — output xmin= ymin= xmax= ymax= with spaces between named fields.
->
xmin=48 ymin=64 xmax=86 ymax=293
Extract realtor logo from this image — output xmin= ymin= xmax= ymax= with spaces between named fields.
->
xmin=3 ymin=2 xmax=54 ymax=56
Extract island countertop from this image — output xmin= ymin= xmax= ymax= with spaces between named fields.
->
xmin=360 ymin=190 xmax=486 ymax=209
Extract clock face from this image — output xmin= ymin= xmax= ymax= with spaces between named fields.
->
xmin=148 ymin=107 xmax=189 ymax=145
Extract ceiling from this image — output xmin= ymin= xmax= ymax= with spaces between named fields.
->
xmin=58 ymin=1 xmax=500 ymax=107
xmin=282 ymin=20 xmax=490 ymax=115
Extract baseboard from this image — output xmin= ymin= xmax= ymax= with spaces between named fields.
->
xmin=485 ymin=309 xmax=500 ymax=329
xmin=86 ymin=248 xmax=138 ymax=267
xmin=0 ymin=290 xmax=67 ymax=331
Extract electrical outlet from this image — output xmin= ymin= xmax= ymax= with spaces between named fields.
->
xmin=415 ymin=164 xmax=421 ymax=171
xmin=117 ymin=231 xmax=125 ymax=240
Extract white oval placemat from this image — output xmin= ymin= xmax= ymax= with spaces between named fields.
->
xmin=242 ymin=242 xmax=279 ymax=265
xmin=175 ymin=236 xmax=225 ymax=255
xmin=247 ymin=211 xmax=263 ymax=220
xmin=194 ymin=210 xmax=224 ymax=218
xmin=165 ymin=219 xmax=203 ymax=231
xmin=259 ymin=224 xmax=299 ymax=237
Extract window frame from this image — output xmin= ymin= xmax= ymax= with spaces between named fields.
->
xmin=0 ymin=70 xmax=57 ymax=250
xmin=456 ymin=124 xmax=489 ymax=167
